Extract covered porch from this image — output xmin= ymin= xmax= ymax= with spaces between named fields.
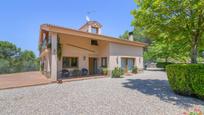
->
xmin=57 ymin=32 xmax=110 ymax=79
xmin=40 ymin=31 xmax=110 ymax=81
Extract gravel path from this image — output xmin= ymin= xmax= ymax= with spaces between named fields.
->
xmin=0 ymin=71 xmax=203 ymax=115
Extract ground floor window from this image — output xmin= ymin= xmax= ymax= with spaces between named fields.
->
xmin=63 ymin=57 xmax=78 ymax=68
xmin=121 ymin=58 xmax=135 ymax=72
xmin=101 ymin=57 xmax=107 ymax=67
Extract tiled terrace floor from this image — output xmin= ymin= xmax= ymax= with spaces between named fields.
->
xmin=0 ymin=72 xmax=106 ymax=90
xmin=0 ymin=72 xmax=52 ymax=90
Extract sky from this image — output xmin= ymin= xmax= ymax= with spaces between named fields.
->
xmin=0 ymin=0 xmax=137 ymax=56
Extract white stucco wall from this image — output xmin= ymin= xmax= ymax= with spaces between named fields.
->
xmin=108 ymin=43 xmax=144 ymax=70
xmin=57 ymin=34 xmax=143 ymax=74
xmin=58 ymin=34 xmax=109 ymax=72
xmin=97 ymin=41 xmax=109 ymax=67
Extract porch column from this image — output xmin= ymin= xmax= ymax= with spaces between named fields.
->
xmin=47 ymin=54 xmax=51 ymax=78
xmin=107 ymin=56 xmax=112 ymax=77
xmin=50 ymin=32 xmax=58 ymax=81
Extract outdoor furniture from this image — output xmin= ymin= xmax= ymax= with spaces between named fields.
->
xmin=61 ymin=69 xmax=70 ymax=78
xmin=96 ymin=68 xmax=102 ymax=74
xmin=71 ymin=69 xmax=81 ymax=76
xmin=81 ymin=68 xmax=88 ymax=76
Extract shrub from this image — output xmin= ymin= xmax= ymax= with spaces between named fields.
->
xmin=166 ymin=64 xmax=204 ymax=99
xmin=101 ymin=67 xmax=108 ymax=75
xmin=132 ymin=66 xmax=138 ymax=74
xmin=112 ymin=67 xmax=124 ymax=78
xmin=156 ymin=62 xmax=173 ymax=69
xmin=0 ymin=59 xmax=10 ymax=74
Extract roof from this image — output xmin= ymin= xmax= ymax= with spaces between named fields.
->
xmin=39 ymin=24 xmax=147 ymax=47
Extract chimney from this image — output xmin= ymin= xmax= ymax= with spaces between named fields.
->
xmin=128 ymin=32 xmax=134 ymax=41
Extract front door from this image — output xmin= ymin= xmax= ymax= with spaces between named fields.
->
xmin=89 ymin=58 xmax=98 ymax=75
xmin=121 ymin=58 xmax=135 ymax=73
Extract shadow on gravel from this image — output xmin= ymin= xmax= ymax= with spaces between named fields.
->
xmin=122 ymin=79 xmax=204 ymax=108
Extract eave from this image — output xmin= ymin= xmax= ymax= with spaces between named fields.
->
xmin=39 ymin=24 xmax=148 ymax=47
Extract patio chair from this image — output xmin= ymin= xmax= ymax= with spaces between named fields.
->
xmin=96 ymin=68 xmax=102 ymax=75
xmin=81 ymin=68 xmax=88 ymax=76
xmin=61 ymin=69 xmax=70 ymax=78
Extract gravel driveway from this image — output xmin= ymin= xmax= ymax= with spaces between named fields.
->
xmin=0 ymin=71 xmax=203 ymax=115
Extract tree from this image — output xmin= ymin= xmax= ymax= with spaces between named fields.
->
xmin=119 ymin=28 xmax=151 ymax=43
xmin=0 ymin=41 xmax=39 ymax=74
xmin=144 ymin=38 xmax=190 ymax=63
xmin=18 ymin=50 xmax=38 ymax=71
xmin=0 ymin=41 xmax=21 ymax=61
xmin=119 ymin=30 xmax=129 ymax=40
xmin=0 ymin=59 xmax=10 ymax=74
xmin=132 ymin=0 xmax=204 ymax=63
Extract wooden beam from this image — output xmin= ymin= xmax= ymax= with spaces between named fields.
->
xmin=66 ymin=43 xmax=95 ymax=53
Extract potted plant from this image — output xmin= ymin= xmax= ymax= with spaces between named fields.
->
xmin=101 ymin=67 xmax=108 ymax=75
xmin=132 ymin=66 xmax=138 ymax=74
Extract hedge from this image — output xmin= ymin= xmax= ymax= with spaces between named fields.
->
xmin=156 ymin=62 xmax=174 ymax=69
xmin=166 ymin=64 xmax=204 ymax=99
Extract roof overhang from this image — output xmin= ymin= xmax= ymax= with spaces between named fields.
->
xmin=39 ymin=24 xmax=148 ymax=47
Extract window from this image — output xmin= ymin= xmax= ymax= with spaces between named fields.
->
xmin=91 ymin=40 xmax=98 ymax=46
xmin=121 ymin=58 xmax=135 ymax=72
xmin=101 ymin=57 xmax=107 ymax=67
xmin=63 ymin=57 xmax=78 ymax=68
xmin=91 ymin=27 xmax=98 ymax=34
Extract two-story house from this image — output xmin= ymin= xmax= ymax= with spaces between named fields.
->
xmin=39 ymin=21 xmax=147 ymax=80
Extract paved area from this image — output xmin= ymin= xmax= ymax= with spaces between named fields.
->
xmin=0 ymin=72 xmax=52 ymax=89
xmin=0 ymin=71 xmax=203 ymax=115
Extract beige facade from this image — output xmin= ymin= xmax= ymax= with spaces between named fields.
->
xmin=57 ymin=34 xmax=109 ymax=72
xmin=109 ymin=43 xmax=143 ymax=71
xmin=39 ymin=21 xmax=147 ymax=80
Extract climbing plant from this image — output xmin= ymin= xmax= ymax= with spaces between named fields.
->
xmin=57 ymin=35 xmax=62 ymax=61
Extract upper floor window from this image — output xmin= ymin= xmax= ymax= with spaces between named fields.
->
xmin=91 ymin=27 xmax=98 ymax=34
xmin=91 ymin=40 xmax=98 ymax=46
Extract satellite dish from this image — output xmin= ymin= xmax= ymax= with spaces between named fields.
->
xmin=86 ymin=16 xmax=90 ymax=22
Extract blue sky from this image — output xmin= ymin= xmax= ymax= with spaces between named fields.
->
xmin=0 ymin=0 xmax=137 ymax=56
